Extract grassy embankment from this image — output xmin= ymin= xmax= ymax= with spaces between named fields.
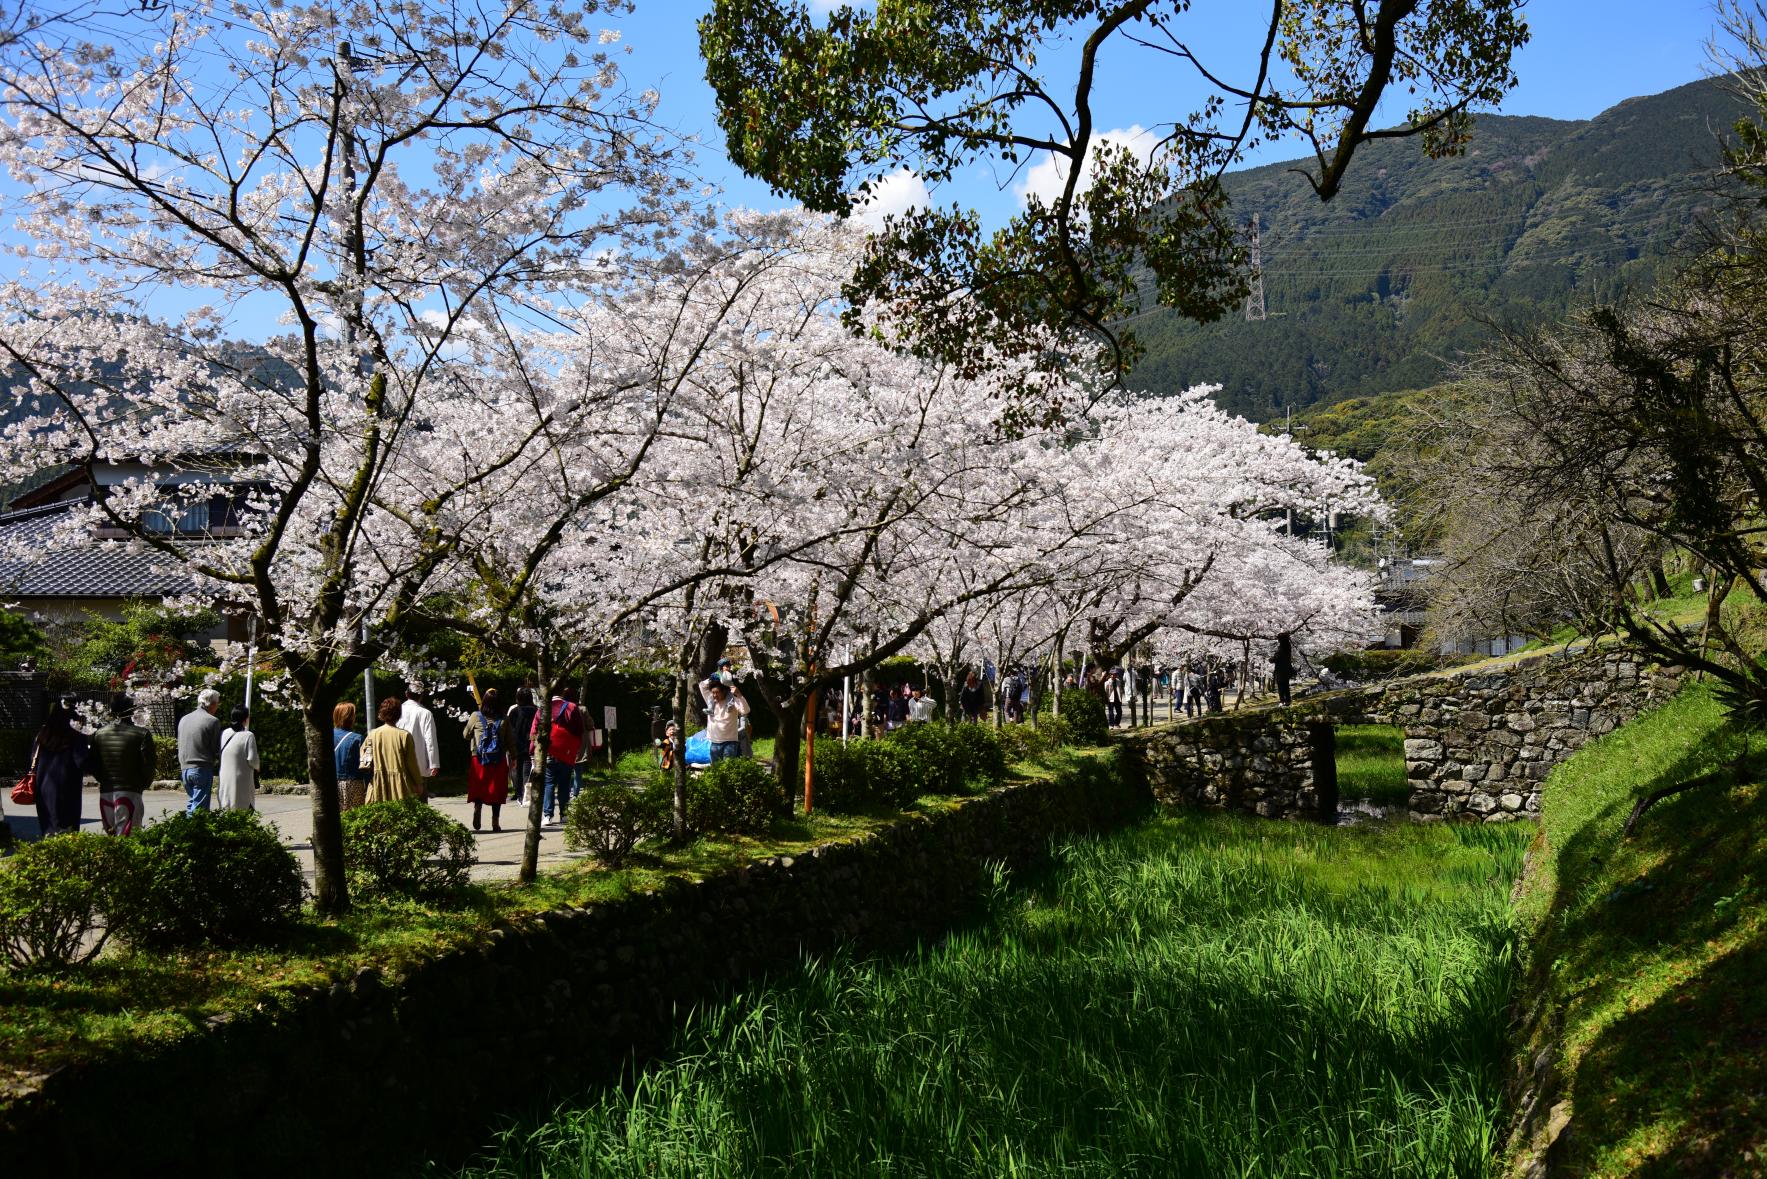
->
xmin=1511 ymin=683 xmax=1767 ymax=1176
xmin=0 ymin=737 xmax=1061 ymax=1090
xmin=461 ymin=815 xmax=1528 ymax=1178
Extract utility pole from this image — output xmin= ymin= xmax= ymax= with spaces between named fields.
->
xmin=1245 ymin=212 xmax=1267 ymax=322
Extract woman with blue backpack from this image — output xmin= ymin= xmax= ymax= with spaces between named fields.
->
xmin=463 ymin=687 xmax=510 ymax=832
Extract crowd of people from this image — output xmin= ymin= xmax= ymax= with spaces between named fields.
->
xmin=14 ymin=650 xmax=1271 ymax=842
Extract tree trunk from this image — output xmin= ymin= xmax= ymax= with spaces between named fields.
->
xmin=1053 ymin=634 xmax=1064 ymax=718
xmin=671 ymin=669 xmax=691 ymax=839
xmin=302 ymin=691 xmax=348 ymax=915
xmin=769 ymin=695 xmax=807 ymax=801
xmin=519 ymin=668 xmax=553 ymax=884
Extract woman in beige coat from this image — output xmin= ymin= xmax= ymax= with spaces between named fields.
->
xmin=364 ymin=696 xmax=425 ymax=803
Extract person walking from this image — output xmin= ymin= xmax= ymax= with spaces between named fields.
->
xmin=1185 ymin=665 xmax=1206 ymax=718
xmin=887 ymin=684 xmax=909 ymax=730
xmin=958 ymin=672 xmax=987 ymax=723
xmin=398 ymin=684 xmax=441 ymax=785
xmin=1104 ymin=668 xmax=1124 ymax=728
xmin=365 ymin=696 xmax=425 ymax=803
xmin=506 ymin=687 xmax=538 ymax=806
xmin=698 ymin=675 xmax=749 ymax=764
xmin=1207 ymin=666 xmax=1226 ymax=713
xmin=30 ymin=696 xmax=89 ymax=836
xmin=1274 ymin=633 xmax=1294 ymax=707
xmin=1170 ymin=668 xmax=1185 ymax=720
xmin=176 ymin=687 xmax=223 ymax=814
xmin=907 ymin=686 xmax=938 ymax=723
xmin=535 ymin=686 xmax=585 ymax=822
xmin=91 ymin=694 xmax=154 ymax=835
xmin=463 ymin=688 xmax=509 ymax=832
xmin=333 ymin=702 xmax=367 ymax=811
xmin=216 ymin=704 xmax=260 ymax=811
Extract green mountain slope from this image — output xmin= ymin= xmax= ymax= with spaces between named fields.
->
xmin=1130 ymin=76 xmax=1748 ymax=420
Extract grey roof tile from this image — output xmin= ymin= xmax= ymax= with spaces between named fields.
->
xmin=0 ymin=501 xmax=194 ymax=599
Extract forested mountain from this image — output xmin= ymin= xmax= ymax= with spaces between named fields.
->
xmin=1131 ymin=76 xmax=1748 ymax=420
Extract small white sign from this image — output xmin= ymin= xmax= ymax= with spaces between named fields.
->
xmin=603 ymin=705 xmax=617 ymax=731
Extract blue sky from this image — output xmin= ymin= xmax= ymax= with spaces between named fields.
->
xmin=6 ymin=1 xmax=1724 ymax=344
xmin=613 ymin=0 xmax=1729 ymax=226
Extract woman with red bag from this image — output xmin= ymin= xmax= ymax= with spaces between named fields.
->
xmin=31 ymin=696 xmax=90 ymax=836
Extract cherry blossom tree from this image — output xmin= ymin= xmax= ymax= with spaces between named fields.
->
xmin=0 ymin=0 xmax=690 ymax=912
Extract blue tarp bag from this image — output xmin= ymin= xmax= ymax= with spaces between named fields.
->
xmin=684 ymin=729 xmax=711 ymax=767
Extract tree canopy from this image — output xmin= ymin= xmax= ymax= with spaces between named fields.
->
xmin=700 ymin=0 xmax=1528 ymax=415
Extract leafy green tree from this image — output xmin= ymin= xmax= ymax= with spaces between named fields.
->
xmin=41 ymin=602 xmax=219 ymax=692
xmin=700 ymin=0 xmax=1527 ymax=417
xmin=0 ymin=609 xmax=46 ymax=668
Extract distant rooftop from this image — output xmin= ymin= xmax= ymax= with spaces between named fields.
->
xmin=0 ymin=500 xmax=194 ymax=601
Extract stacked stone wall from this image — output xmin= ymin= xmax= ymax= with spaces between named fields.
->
xmin=0 ymin=753 xmax=1151 ymax=1179
xmin=1120 ymin=647 xmax=1681 ymax=823
xmin=1120 ymin=713 xmax=1332 ymax=820
xmin=1392 ymin=650 xmax=1680 ymax=820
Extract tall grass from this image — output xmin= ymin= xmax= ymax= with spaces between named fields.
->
xmin=1336 ymin=724 xmax=1409 ymax=805
xmin=461 ymin=816 xmax=1527 ymax=1178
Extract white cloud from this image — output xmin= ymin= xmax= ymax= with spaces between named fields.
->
xmin=1015 ymin=125 xmax=1160 ymax=208
xmin=854 ymin=167 xmax=930 ymax=230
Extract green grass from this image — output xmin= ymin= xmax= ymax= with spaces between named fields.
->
xmin=460 ymin=814 xmax=1528 ymax=1178
xmin=1511 ymin=683 xmax=1767 ymax=1176
xmin=1336 ymin=723 xmax=1409 ymax=805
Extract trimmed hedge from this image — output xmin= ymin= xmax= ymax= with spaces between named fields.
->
xmin=118 ymin=810 xmax=304 ymax=949
xmin=691 ymin=758 xmax=788 ymax=835
xmin=810 ymin=739 xmax=922 ymax=814
xmin=566 ymin=779 xmax=671 ymax=864
xmin=341 ymin=800 xmax=477 ymax=906
xmin=884 ymin=722 xmax=1008 ymax=795
xmin=0 ymin=833 xmax=135 ymax=969
xmin=1054 ymin=691 xmax=1109 ymax=746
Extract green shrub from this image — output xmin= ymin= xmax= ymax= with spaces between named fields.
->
xmin=951 ymin=722 xmax=1009 ymax=788
xmin=997 ymin=722 xmax=1056 ymax=764
xmin=120 ymin=810 xmax=303 ymax=949
xmin=0 ymin=833 xmax=137 ymax=969
xmin=1320 ymin=648 xmax=1473 ymax=682
xmin=812 ymin=739 xmax=923 ymax=813
xmin=566 ymin=778 xmax=670 ymax=864
xmin=691 ymin=757 xmax=787 ymax=835
xmin=883 ymin=724 xmax=962 ymax=794
xmin=1056 ymin=691 xmax=1109 ymax=746
xmin=1038 ymin=715 xmax=1074 ymax=749
xmin=885 ymin=723 xmax=1008 ymax=795
xmin=341 ymin=800 xmax=477 ymax=906
xmin=153 ymin=736 xmax=179 ymax=782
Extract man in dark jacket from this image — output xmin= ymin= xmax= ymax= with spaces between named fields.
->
xmin=92 ymin=694 xmax=156 ymax=835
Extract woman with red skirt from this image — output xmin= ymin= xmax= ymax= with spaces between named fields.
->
xmin=463 ymin=688 xmax=510 ymax=831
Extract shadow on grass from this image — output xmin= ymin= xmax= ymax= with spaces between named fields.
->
xmin=1542 ymin=731 xmax=1767 ymax=1177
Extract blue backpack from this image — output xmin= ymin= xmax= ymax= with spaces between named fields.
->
xmin=475 ymin=711 xmax=502 ymax=764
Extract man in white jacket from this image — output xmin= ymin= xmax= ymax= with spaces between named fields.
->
xmin=399 ymin=684 xmax=441 ymax=781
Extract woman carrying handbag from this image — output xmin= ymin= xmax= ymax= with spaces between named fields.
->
xmin=27 ymin=697 xmax=90 ymax=836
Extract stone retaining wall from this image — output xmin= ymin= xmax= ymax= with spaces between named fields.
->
xmin=0 ymin=753 xmax=1150 ymax=1179
xmin=1121 ymin=647 xmax=1681 ymax=823
xmin=1385 ymin=649 xmax=1680 ymax=820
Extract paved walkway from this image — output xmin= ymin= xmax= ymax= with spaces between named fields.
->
xmin=0 ymin=786 xmax=591 ymax=882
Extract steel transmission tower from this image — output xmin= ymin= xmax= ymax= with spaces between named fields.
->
xmin=1245 ymin=212 xmax=1267 ymax=322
